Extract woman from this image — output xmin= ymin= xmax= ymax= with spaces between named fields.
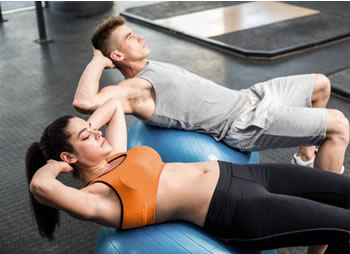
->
xmin=26 ymin=98 xmax=350 ymax=254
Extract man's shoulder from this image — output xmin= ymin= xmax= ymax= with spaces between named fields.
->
xmin=120 ymin=76 xmax=152 ymax=88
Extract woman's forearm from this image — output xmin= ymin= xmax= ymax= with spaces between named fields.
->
xmin=88 ymin=98 xmax=124 ymax=130
xmin=30 ymin=167 xmax=62 ymax=205
xmin=30 ymin=161 xmax=73 ymax=207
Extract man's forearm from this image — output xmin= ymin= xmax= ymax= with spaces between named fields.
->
xmin=73 ymin=58 xmax=106 ymax=112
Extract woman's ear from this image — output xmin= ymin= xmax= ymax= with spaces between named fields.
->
xmin=60 ymin=152 xmax=77 ymax=164
xmin=110 ymin=50 xmax=124 ymax=62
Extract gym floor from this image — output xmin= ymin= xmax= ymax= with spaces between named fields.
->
xmin=0 ymin=2 xmax=349 ymax=254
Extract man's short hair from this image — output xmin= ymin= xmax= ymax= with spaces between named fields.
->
xmin=91 ymin=16 xmax=126 ymax=57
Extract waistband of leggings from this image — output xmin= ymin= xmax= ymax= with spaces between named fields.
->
xmin=203 ymin=161 xmax=232 ymax=233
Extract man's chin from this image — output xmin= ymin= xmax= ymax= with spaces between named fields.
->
xmin=145 ymin=48 xmax=151 ymax=57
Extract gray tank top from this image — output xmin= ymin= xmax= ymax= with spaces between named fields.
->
xmin=137 ymin=60 xmax=251 ymax=141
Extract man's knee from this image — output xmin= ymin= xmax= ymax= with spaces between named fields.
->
xmin=327 ymin=109 xmax=349 ymax=145
xmin=313 ymin=74 xmax=331 ymax=100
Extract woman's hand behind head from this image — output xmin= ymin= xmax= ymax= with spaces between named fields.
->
xmin=47 ymin=160 xmax=74 ymax=174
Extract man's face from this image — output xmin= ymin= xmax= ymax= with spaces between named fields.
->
xmin=110 ymin=25 xmax=150 ymax=61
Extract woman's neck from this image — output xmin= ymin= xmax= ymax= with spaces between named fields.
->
xmin=79 ymin=160 xmax=111 ymax=185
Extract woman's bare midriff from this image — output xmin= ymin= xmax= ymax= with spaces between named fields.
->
xmin=155 ymin=160 xmax=220 ymax=227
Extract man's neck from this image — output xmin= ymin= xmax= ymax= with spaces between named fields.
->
xmin=119 ymin=60 xmax=148 ymax=79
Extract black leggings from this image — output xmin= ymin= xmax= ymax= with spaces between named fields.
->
xmin=204 ymin=161 xmax=350 ymax=253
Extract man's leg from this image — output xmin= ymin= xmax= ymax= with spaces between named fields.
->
xmin=295 ymin=74 xmax=330 ymax=162
xmin=313 ymin=109 xmax=349 ymax=173
xmin=296 ymin=74 xmax=349 ymax=174
xmin=307 ymin=245 xmax=328 ymax=254
xmin=295 ymin=74 xmax=349 ymax=254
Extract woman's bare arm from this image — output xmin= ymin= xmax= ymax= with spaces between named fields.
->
xmin=30 ymin=160 xmax=100 ymax=220
xmin=88 ymin=98 xmax=127 ymax=154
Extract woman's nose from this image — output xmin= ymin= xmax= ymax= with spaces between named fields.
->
xmin=93 ymin=130 xmax=102 ymax=139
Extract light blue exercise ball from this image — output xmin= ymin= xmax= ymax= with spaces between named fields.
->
xmin=97 ymin=222 xmax=276 ymax=254
xmin=127 ymin=120 xmax=259 ymax=163
xmin=96 ymin=120 xmax=276 ymax=254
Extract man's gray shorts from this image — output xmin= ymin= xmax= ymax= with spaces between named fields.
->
xmin=223 ymin=74 xmax=328 ymax=151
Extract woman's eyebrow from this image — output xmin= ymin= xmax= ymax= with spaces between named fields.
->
xmin=78 ymin=123 xmax=91 ymax=138
xmin=78 ymin=128 xmax=87 ymax=138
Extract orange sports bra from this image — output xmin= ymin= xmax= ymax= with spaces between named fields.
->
xmin=87 ymin=146 xmax=166 ymax=229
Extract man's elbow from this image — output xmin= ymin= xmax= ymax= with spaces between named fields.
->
xmin=72 ymin=100 xmax=95 ymax=114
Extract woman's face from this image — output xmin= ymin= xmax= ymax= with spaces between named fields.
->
xmin=66 ymin=117 xmax=113 ymax=165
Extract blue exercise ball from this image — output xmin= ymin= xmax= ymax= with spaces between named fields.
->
xmin=96 ymin=120 xmax=276 ymax=254
xmin=97 ymin=222 xmax=276 ymax=254
xmin=127 ymin=120 xmax=259 ymax=163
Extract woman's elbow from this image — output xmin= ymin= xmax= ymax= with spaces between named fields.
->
xmin=29 ymin=178 xmax=46 ymax=199
xmin=29 ymin=178 xmax=53 ymax=202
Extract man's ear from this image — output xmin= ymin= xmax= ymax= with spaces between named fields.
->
xmin=110 ymin=50 xmax=124 ymax=62
xmin=60 ymin=152 xmax=77 ymax=164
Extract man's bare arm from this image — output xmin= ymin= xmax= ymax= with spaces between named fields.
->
xmin=73 ymin=49 xmax=120 ymax=114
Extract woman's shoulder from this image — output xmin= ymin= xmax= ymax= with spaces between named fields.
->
xmin=81 ymin=182 xmax=123 ymax=228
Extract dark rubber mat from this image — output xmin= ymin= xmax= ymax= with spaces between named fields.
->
xmin=328 ymin=68 xmax=350 ymax=98
xmin=123 ymin=1 xmax=240 ymax=20
xmin=211 ymin=13 xmax=350 ymax=56
xmin=122 ymin=1 xmax=350 ymax=58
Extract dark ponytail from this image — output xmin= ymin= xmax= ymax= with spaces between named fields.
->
xmin=26 ymin=142 xmax=59 ymax=241
xmin=25 ymin=115 xmax=76 ymax=241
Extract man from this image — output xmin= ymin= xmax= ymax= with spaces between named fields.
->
xmin=73 ymin=16 xmax=349 ymax=177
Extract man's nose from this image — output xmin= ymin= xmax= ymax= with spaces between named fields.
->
xmin=136 ymin=34 xmax=144 ymax=41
